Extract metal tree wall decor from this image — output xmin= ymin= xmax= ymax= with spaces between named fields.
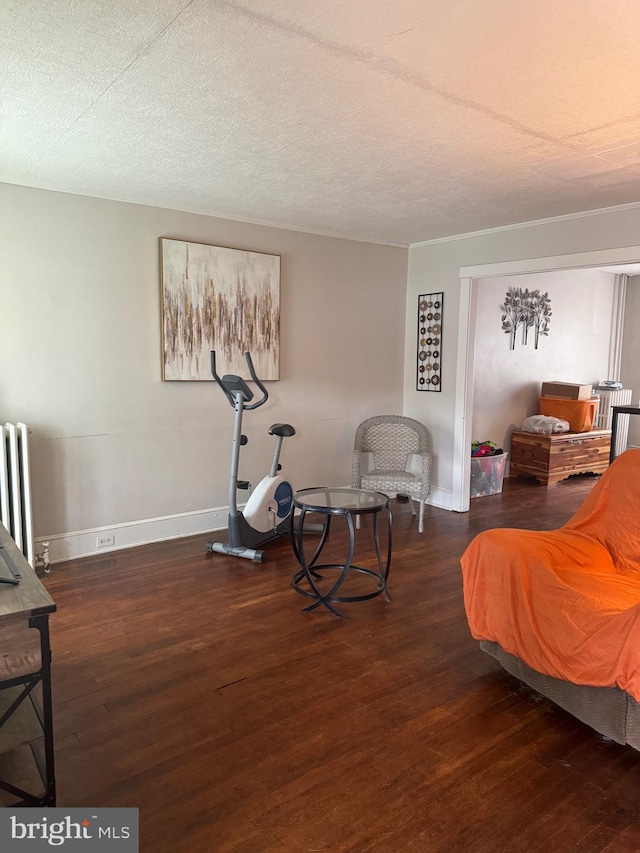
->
xmin=500 ymin=287 xmax=551 ymax=350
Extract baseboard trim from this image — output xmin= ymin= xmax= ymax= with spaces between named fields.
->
xmin=427 ymin=487 xmax=454 ymax=511
xmin=34 ymin=507 xmax=230 ymax=564
xmin=35 ymin=486 xmax=457 ymax=565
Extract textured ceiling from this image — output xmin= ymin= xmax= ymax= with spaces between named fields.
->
xmin=3 ymin=0 xmax=640 ymax=245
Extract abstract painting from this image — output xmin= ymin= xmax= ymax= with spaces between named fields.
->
xmin=160 ymin=238 xmax=280 ymax=380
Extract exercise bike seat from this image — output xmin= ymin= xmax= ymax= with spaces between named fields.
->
xmin=269 ymin=423 xmax=296 ymax=437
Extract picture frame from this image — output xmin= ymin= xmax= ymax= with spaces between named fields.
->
xmin=160 ymin=238 xmax=280 ymax=381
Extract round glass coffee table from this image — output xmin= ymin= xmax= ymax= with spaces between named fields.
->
xmin=290 ymin=487 xmax=392 ymax=617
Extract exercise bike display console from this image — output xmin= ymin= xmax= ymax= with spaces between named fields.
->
xmin=205 ymin=351 xmax=296 ymax=563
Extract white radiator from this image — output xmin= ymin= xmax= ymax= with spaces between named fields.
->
xmin=594 ymin=388 xmax=633 ymax=458
xmin=0 ymin=422 xmax=34 ymax=567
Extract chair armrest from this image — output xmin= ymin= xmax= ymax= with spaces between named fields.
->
xmin=406 ymin=452 xmax=430 ymax=476
xmin=352 ymin=451 xmax=374 ymax=487
xmin=406 ymin=452 xmax=432 ymax=497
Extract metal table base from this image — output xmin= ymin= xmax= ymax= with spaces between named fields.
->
xmin=291 ymin=487 xmax=392 ymax=618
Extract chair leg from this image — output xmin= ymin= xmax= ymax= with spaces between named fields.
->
xmin=356 ymin=514 xmax=361 ymax=530
xmin=418 ymin=499 xmax=425 ymax=534
xmin=409 ymin=497 xmax=416 ymax=517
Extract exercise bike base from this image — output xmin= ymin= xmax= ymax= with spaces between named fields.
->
xmin=205 ymin=541 xmax=266 ymax=563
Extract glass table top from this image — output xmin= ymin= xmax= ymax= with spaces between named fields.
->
xmin=293 ymin=487 xmax=389 ymax=512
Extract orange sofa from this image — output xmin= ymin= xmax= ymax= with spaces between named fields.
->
xmin=461 ymin=449 xmax=640 ymax=747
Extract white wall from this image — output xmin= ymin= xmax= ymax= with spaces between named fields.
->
xmin=0 ymin=183 xmax=408 ymax=560
xmin=404 ymin=205 xmax=640 ymax=503
xmin=621 ymin=275 xmax=640 ymax=447
xmin=472 ymin=269 xmax=615 ymax=451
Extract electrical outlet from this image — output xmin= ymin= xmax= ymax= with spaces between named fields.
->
xmin=96 ymin=535 xmax=115 ymax=548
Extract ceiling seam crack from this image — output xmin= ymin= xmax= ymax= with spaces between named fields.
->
xmin=18 ymin=0 xmax=199 ymax=181
xmin=215 ymin=0 xmax=576 ymax=152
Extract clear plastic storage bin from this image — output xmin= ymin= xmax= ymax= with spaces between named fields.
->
xmin=470 ymin=453 xmax=508 ymax=498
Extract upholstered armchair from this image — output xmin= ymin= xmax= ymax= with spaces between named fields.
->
xmin=352 ymin=415 xmax=432 ymax=533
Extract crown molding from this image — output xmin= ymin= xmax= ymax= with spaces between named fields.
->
xmin=1 ymin=181 xmax=409 ymax=249
xmin=409 ymin=200 xmax=640 ymax=248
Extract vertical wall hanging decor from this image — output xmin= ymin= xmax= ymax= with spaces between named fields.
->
xmin=500 ymin=287 xmax=551 ymax=350
xmin=416 ymin=292 xmax=443 ymax=391
xmin=160 ymin=238 xmax=280 ymax=381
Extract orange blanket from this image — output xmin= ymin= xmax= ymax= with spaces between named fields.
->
xmin=461 ymin=449 xmax=640 ymax=701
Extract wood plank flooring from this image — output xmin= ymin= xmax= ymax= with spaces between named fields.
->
xmin=39 ymin=475 xmax=640 ymax=852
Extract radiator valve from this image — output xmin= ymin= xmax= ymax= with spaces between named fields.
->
xmin=35 ymin=541 xmax=51 ymax=573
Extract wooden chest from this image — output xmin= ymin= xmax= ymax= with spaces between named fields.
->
xmin=509 ymin=429 xmax=611 ymax=486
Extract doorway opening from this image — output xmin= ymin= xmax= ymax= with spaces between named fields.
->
xmin=452 ymin=245 xmax=640 ymax=512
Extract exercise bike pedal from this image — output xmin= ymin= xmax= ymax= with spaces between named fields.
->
xmin=237 ymin=480 xmax=251 ymax=490
xmin=205 ymin=540 xmax=266 ymax=562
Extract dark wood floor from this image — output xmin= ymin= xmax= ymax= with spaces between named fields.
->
xmin=41 ymin=475 xmax=640 ymax=852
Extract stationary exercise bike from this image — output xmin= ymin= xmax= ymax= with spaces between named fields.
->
xmin=205 ymin=351 xmax=296 ymax=563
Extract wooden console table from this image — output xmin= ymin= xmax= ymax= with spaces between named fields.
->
xmin=510 ymin=428 xmax=611 ymax=486
xmin=0 ymin=523 xmax=56 ymax=806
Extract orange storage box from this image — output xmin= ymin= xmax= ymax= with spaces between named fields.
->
xmin=539 ymin=396 xmax=598 ymax=432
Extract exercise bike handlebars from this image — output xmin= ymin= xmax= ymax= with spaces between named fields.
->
xmin=210 ymin=350 xmax=269 ymax=410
